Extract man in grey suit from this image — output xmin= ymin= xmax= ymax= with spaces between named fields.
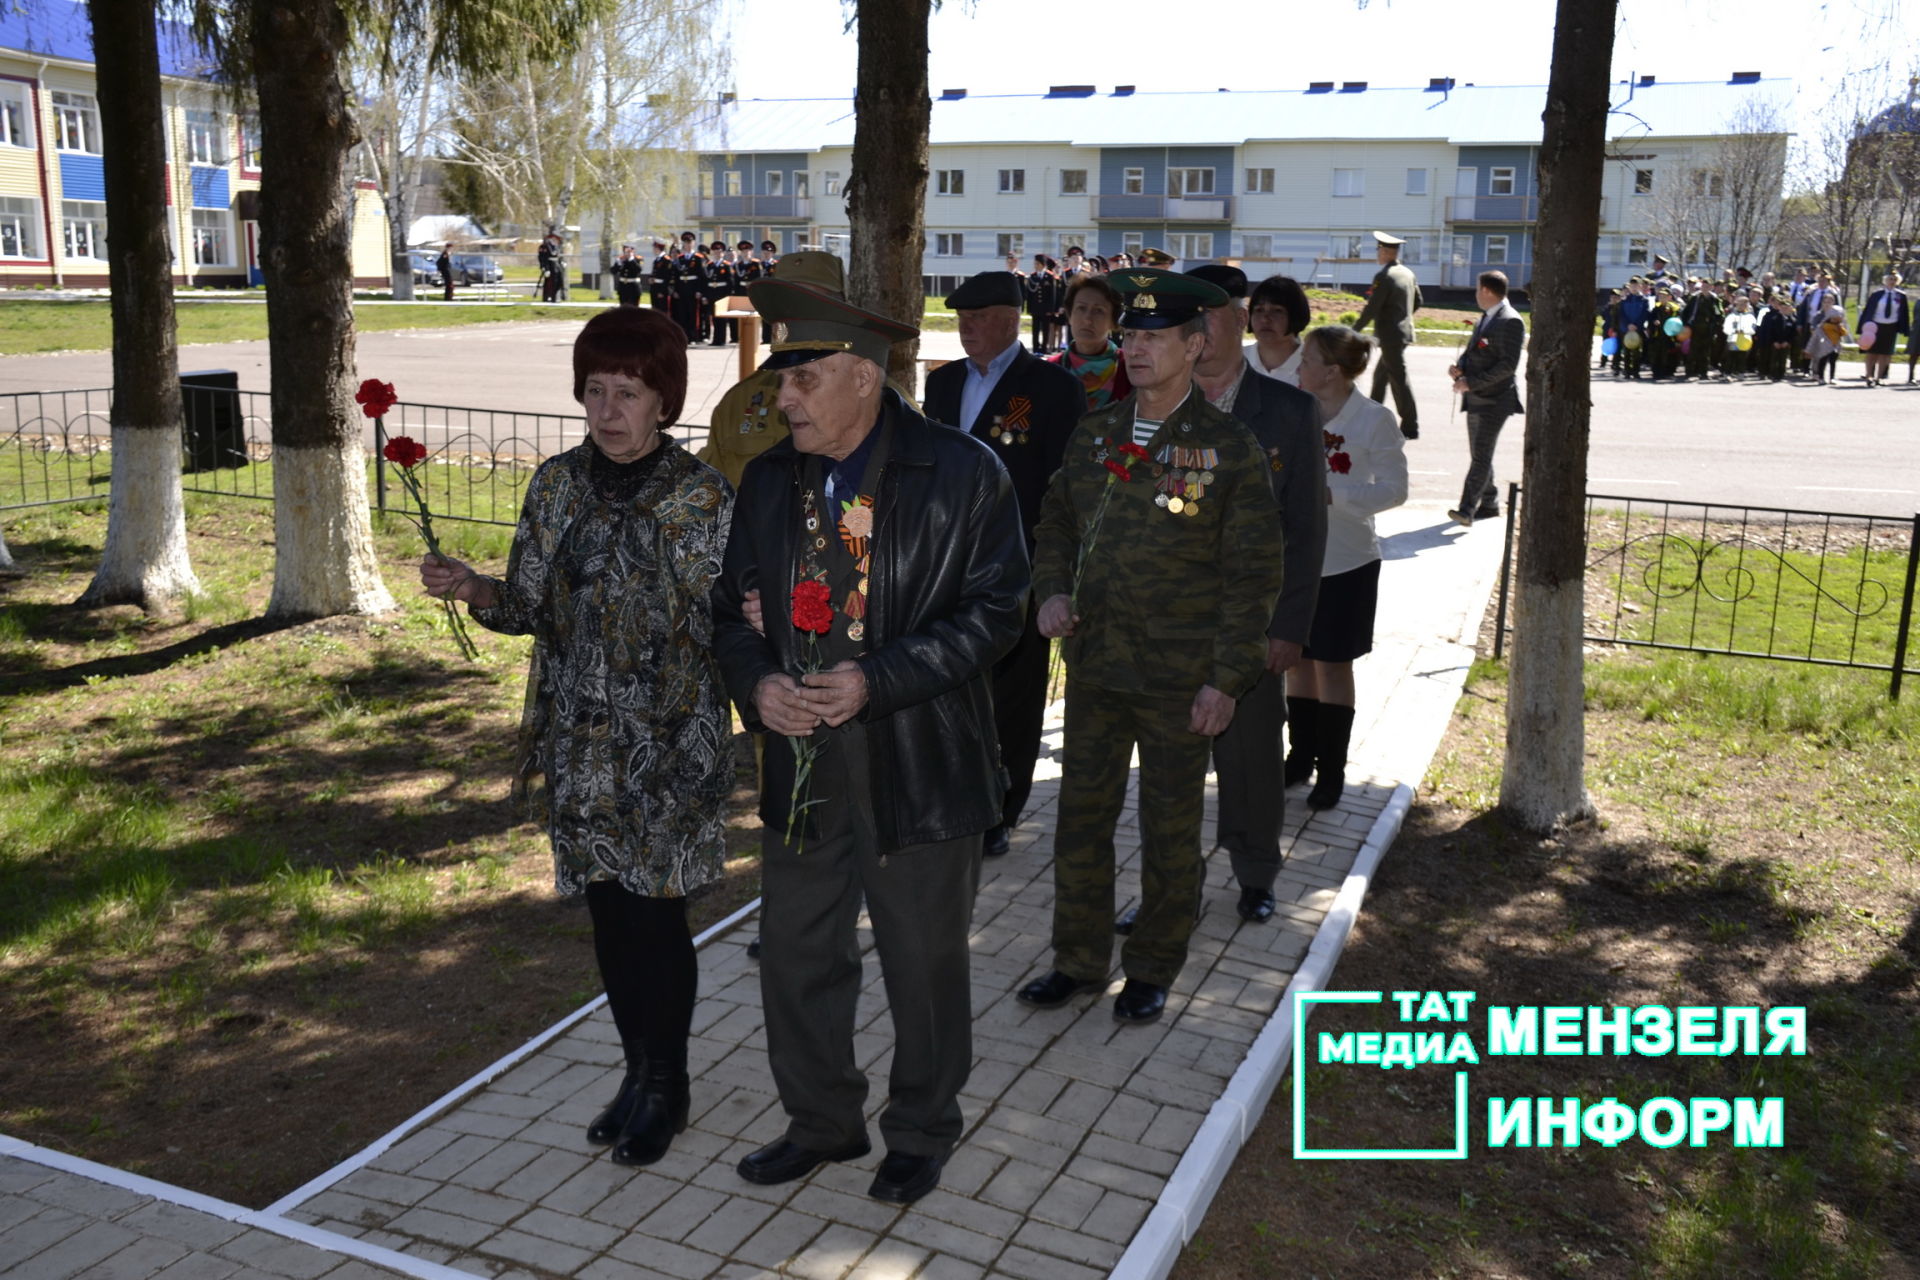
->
xmin=1182 ymin=264 xmax=1326 ymax=922
xmin=1447 ymin=270 xmax=1526 ymax=526
xmin=1353 ymin=230 xmax=1422 ymax=440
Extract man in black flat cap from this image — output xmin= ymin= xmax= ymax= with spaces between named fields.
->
xmin=923 ymin=271 xmax=1085 ymax=858
xmin=713 ymin=277 xmax=1028 ymax=1207
xmin=1353 ymin=230 xmax=1422 ymax=439
xmin=1017 ymin=269 xmax=1286 ymax=1026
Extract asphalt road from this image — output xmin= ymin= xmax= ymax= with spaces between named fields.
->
xmin=5 ymin=315 xmax=1918 ymax=518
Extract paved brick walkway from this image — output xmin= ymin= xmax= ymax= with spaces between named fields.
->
xmin=0 ymin=504 xmax=1504 ymax=1280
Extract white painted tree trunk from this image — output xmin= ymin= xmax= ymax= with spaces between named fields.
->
xmin=1499 ymin=578 xmax=1595 ymax=829
xmin=78 ymin=427 xmax=200 ymax=609
xmin=266 ymin=441 xmax=396 ymax=619
xmin=0 ymin=529 xmax=13 ymax=569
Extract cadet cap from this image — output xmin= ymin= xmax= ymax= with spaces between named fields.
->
xmin=1135 ymin=247 xmax=1176 ymax=266
xmin=1112 ymin=267 xmax=1228 ymax=330
xmin=1371 ymin=230 xmax=1406 ymax=246
xmin=945 ymin=271 xmax=1025 ymax=310
xmin=750 ymin=279 xmax=917 ymax=370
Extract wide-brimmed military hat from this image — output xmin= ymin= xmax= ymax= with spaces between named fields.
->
xmin=765 ymin=249 xmax=845 ymax=296
xmin=945 ymin=271 xmax=1025 ymax=310
xmin=750 ymin=279 xmax=918 ymax=369
xmin=1135 ymin=247 xmax=1176 ymax=266
xmin=1110 ymin=267 xmax=1228 ymax=330
xmin=1183 ymin=263 xmax=1248 ymax=300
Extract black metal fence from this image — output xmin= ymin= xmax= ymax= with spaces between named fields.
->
xmin=1493 ymin=484 xmax=1920 ymax=699
xmin=0 ymin=386 xmax=592 ymax=529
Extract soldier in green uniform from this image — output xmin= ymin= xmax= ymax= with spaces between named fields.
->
xmin=1353 ymin=230 xmax=1423 ymax=439
xmin=1016 ymin=269 xmax=1287 ymax=1026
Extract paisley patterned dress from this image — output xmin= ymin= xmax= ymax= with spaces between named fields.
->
xmin=472 ymin=439 xmax=735 ymax=898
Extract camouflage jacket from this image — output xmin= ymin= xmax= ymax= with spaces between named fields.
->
xmin=697 ymin=369 xmax=789 ymax=489
xmin=1032 ymin=388 xmax=1285 ymax=701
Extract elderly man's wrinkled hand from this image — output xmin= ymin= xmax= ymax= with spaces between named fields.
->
xmin=742 ymin=588 xmax=765 ymax=636
xmin=1266 ymin=639 xmax=1304 ymax=674
xmin=1037 ymin=593 xmax=1078 ymax=639
xmin=1189 ymin=684 xmax=1236 ymax=737
xmin=755 ymin=673 xmax=820 ymax=736
xmin=801 ymin=660 xmax=868 ymax=727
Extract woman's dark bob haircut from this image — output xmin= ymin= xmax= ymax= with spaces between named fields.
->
xmin=572 ymin=307 xmax=688 ymax=426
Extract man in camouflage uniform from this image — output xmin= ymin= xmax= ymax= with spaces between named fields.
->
xmin=1016 ymin=269 xmax=1287 ymax=1025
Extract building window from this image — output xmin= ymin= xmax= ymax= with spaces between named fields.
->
xmin=1485 ymin=234 xmax=1509 ymax=265
xmin=1060 ymin=169 xmax=1086 ymax=194
xmin=1168 ymin=168 xmax=1214 ymax=197
xmin=1242 ymin=233 xmax=1273 ymax=258
xmin=1626 ymin=236 xmax=1649 ymax=265
xmin=1245 ymin=168 xmax=1274 ymax=194
xmin=793 ymin=171 xmax=809 ymax=199
xmin=766 ymin=170 xmax=784 ymax=197
xmin=185 ymin=108 xmax=225 ymax=165
xmin=237 ymin=112 xmax=261 ymax=171
xmin=823 ymin=170 xmax=841 ymax=196
xmin=1633 ymin=168 xmax=1654 ymax=195
xmin=62 ymin=199 xmax=106 ymax=259
xmin=1399 ymin=235 xmax=1423 ymax=265
xmin=935 ymin=169 xmax=964 ymax=195
xmin=1058 ymin=233 xmax=1086 ymax=256
xmin=1332 ymin=168 xmax=1363 ymax=197
xmin=52 ymin=91 xmax=100 ymax=154
xmin=934 ymin=233 xmax=964 ymax=257
xmin=1122 ymin=167 xmax=1143 ymax=195
xmin=1691 ymin=168 xmax=1725 ymax=197
xmin=1405 ymin=168 xmax=1428 ymax=196
xmin=996 ymin=232 xmax=1024 ymax=258
xmin=1121 ymin=231 xmax=1144 ymax=254
xmin=1489 ymin=166 xmax=1516 ymax=196
xmin=0 ymin=83 xmax=35 ymax=148
xmin=998 ymin=168 xmax=1025 ymax=194
xmin=723 ymin=170 xmax=741 ymax=197
xmin=698 ymin=170 xmax=714 ymax=198
xmin=1329 ymin=233 xmax=1368 ymax=259
xmin=191 ymin=208 xmax=231 ymax=265
xmin=0 ymin=196 xmax=40 ymax=257
xmin=1167 ymin=232 xmax=1213 ymax=260
xmin=1450 ymin=235 xmax=1472 ymax=266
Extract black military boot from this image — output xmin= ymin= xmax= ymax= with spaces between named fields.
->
xmin=610 ymin=1050 xmax=690 ymax=1167
xmin=587 ymin=1042 xmax=647 ymax=1146
xmin=1308 ymin=704 xmax=1355 ymax=811
xmin=1283 ymin=696 xmax=1319 ymax=787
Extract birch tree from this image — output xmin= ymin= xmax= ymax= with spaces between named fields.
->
xmin=1712 ymin=98 xmax=1789 ymax=272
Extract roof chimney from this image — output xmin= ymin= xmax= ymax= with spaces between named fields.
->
xmin=1307 ymin=81 xmax=1334 ymax=94
xmin=1729 ymin=71 xmax=1760 ymax=84
xmin=1046 ymin=84 xmax=1095 ymax=98
xmin=1427 ymin=77 xmax=1455 ymax=91
xmin=1639 ymin=74 xmax=1656 ymax=86
xmin=940 ymin=88 xmax=966 ymax=99
xmin=1112 ymin=85 xmax=1135 ymax=96
xmin=1341 ymin=81 xmax=1368 ymax=92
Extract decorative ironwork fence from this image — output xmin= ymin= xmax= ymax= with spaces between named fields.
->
xmin=1492 ymin=484 xmax=1920 ymax=699
xmin=0 ymin=387 xmax=594 ymax=530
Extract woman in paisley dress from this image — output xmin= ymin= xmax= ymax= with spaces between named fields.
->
xmin=420 ymin=306 xmax=734 ymax=1168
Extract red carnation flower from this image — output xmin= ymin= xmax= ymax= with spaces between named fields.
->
xmin=791 ymin=580 xmax=834 ymax=635
xmin=1116 ymin=442 xmax=1151 ymax=461
xmin=1328 ymin=451 xmax=1352 ymax=475
xmin=355 ymin=378 xmax=399 ymax=418
xmin=382 ymin=436 xmax=428 ymax=468
xmin=1103 ymin=458 xmax=1133 ymax=481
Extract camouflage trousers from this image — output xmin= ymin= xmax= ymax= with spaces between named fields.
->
xmin=1051 ymin=680 xmax=1210 ymax=988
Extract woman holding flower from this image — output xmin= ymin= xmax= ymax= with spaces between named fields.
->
xmin=417 ymin=307 xmax=733 ymax=1169
xmin=1283 ymin=324 xmax=1408 ymax=811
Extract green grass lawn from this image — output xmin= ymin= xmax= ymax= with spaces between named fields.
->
xmin=0 ymin=300 xmax=593 ymax=356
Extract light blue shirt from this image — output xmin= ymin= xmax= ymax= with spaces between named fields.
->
xmin=957 ymin=338 xmax=1023 ymax=433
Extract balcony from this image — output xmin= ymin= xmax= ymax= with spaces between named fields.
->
xmin=1093 ymin=194 xmax=1234 ymax=222
xmin=1445 ymin=195 xmax=1537 ymax=224
xmin=689 ymin=195 xmax=813 ymax=221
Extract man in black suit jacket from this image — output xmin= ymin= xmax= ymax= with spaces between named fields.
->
xmin=1447 ymin=270 xmax=1526 ymax=526
xmin=1183 ymin=264 xmax=1327 ymax=923
xmin=923 ymin=271 xmax=1084 ymax=856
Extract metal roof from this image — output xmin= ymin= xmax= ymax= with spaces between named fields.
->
xmin=678 ymin=77 xmax=1793 ymax=154
xmin=0 ymin=0 xmax=215 ymax=80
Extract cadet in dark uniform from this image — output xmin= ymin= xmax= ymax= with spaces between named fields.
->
xmin=736 ymin=240 xmax=766 ymax=287
xmin=1352 ymin=230 xmax=1422 ymax=439
xmin=1025 ymin=255 xmax=1063 ymax=353
xmin=761 ymin=239 xmax=780 ymax=272
xmin=670 ymin=241 xmax=704 ymax=344
xmin=612 ymin=244 xmax=645 ymax=307
xmin=436 ymin=243 xmax=454 ymax=302
xmin=706 ymin=243 xmax=738 ymax=345
xmin=922 ymin=271 xmax=1086 ymax=857
xmin=1017 ymin=269 xmax=1287 ymax=1025
xmin=649 ymin=241 xmax=673 ymax=312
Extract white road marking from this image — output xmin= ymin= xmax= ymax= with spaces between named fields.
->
xmin=1590 ymin=478 xmax=1680 ymax=485
xmin=1794 ymin=485 xmax=1919 ymax=495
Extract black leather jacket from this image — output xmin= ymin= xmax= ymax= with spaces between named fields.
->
xmin=713 ymin=390 xmax=1030 ymax=852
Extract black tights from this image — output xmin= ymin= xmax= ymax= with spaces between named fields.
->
xmin=585 ymin=882 xmax=696 ymax=1072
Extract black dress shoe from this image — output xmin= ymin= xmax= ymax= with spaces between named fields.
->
xmin=746 ymin=935 xmax=762 ymax=960
xmin=1236 ymin=886 xmax=1276 ymax=923
xmin=868 ymin=1150 xmax=945 ymax=1204
xmin=1474 ymin=505 xmax=1501 ymax=520
xmin=736 ymin=1136 xmax=871 ymax=1186
xmin=983 ymin=826 xmax=1010 ymax=858
xmin=1114 ymin=905 xmax=1138 ymax=935
xmin=586 ymin=1070 xmax=644 ymax=1145
xmin=1015 ymin=970 xmax=1106 ymax=1008
xmin=609 ymin=1064 xmax=690 ymax=1168
xmin=1113 ymin=979 xmax=1167 ymax=1024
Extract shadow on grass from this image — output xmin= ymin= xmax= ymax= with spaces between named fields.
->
xmin=1 ymin=612 xmax=308 ymax=686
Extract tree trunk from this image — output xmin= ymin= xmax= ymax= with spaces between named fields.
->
xmin=847 ymin=0 xmax=930 ymax=397
xmin=77 ymin=0 xmax=198 ymax=612
xmin=1498 ymin=0 xmax=1615 ymax=831
xmin=0 ymin=531 xmax=13 ymax=570
xmin=250 ymin=0 xmax=395 ymax=619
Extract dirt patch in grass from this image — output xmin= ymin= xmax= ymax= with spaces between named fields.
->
xmin=1178 ymin=645 xmax=1920 ymax=1279
xmin=0 ymin=499 xmax=764 ymax=1206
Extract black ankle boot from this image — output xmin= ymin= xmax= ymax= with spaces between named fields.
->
xmin=1284 ymin=696 xmax=1320 ymax=787
xmin=610 ymin=1056 xmax=689 ymax=1167
xmin=1308 ymin=704 xmax=1355 ymax=811
xmin=587 ymin=1043 xmax=647 ymax=1145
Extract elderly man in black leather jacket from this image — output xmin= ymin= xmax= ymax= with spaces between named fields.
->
xmin=713 ymin=279 xmax=1028 ymax=1207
